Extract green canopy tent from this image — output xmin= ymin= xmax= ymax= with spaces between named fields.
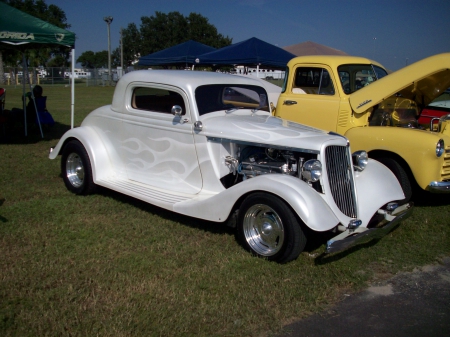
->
xmin=0 ymin=1 xmax=76 ymax=137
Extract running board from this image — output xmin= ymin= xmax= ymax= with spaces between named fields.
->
xmin=96 ymin=178 xmax=196 ymax=210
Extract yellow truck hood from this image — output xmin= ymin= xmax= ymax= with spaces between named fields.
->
xmin=349 ymin=53 xmax=450 ymax=114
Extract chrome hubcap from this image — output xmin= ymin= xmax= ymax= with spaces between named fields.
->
xmin=242 ymin=204 xmax=284 ymax=256
xmin=66 ymin=153 xmax=84 ymax=188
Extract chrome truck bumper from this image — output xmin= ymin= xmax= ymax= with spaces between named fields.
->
xmin=427 ymin=181 xmax=450 ymax=193
xmin=326 ymin=203 xmax=414 ymax=254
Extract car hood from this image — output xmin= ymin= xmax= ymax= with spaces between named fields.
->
xmin=199 ymin=112 xmax=345 ymax=150
xmin=349 ymin=53 xmax=450 ymax=114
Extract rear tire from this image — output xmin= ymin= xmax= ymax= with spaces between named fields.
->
xmin=61 ymin=140 xmax=96 ymax=195
xmin=237 ymin=192 xmax=306 ymax=263
xmin=376 ymin=157 xmax=412 ymax=204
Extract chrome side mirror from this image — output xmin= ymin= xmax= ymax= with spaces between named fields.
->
xmin=171 ymin=105 xmax=183 ymax=116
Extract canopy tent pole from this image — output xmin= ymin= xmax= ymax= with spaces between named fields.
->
xmin=71 ymin=48 xmax=75 ymax=129
xmin=22 ymin=54 xmax=26 ymax=136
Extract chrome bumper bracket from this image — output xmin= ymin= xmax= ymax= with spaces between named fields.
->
xmin=326 ymin=203 xmax=413 ymax=254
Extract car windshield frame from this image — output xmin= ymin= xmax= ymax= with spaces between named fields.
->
xmin=195 ymin=84 xmax=270 ymax=116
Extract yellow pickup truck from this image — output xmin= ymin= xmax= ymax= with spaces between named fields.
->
xmin=274 ymin=53 xmax=450 ymax=202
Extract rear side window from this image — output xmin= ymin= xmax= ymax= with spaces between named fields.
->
xmin=131 ymin=87 xmax=186 ymax=115
xmin=292 ymin=67 xmax=335 ymax=95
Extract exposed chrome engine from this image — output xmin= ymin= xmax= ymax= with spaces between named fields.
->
xmin=238 ymin=147 xmax=300 ymax=177
xmin=221 ymin=143 xmax=360 ymax=219
xmin=221 ymin=145 xmax=319 ymax=189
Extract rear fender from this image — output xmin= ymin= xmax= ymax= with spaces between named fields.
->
xmin=49 ymin=126 xmax=115 ymax=182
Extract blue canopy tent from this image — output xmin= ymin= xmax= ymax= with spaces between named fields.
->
xmin=138 ymin=40 xmax=216 ymax=68
xmin=195 ymin=37 xmax=295 ymax=69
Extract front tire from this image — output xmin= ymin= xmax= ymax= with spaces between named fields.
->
xmin=61 ymin=140 xmax=96 ymax=195
xmin=237 ymin=193 xmax=306 ymax=263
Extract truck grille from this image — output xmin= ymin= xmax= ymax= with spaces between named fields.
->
xmin=441 ymin=145 xmax=450 ymax=181
xmin=325 ymin=146 xmax=358 ymax=218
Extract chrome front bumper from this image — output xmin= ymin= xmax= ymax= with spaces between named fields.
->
xmin=326 ymin=203 xmax=414 ymax=254
xmin=427 ymin=181 xmax=450 ymax=193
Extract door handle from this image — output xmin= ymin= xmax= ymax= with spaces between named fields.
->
xmin=283 ymin=100 xmax=297 ymax=105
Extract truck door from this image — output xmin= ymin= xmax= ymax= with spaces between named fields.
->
xmin=277 ymin=66 xmax=340 ymax=132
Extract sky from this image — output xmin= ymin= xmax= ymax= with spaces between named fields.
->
xmin=45 ymin=0 xmax=450 ymax=71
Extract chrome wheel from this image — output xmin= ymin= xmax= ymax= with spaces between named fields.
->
xmin=66 ymin=152 xmax=85 ymax=188
xmin=61 ymin=141 xmax=96 ymax=195
xmin=242 ymin=204 xmax=285 ymax=256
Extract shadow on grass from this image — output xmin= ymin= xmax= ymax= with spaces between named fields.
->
xmin=0 ymin=121 xmax=70 ymax=145
xmin=96 ymin=186 xmax=235 ymax=237
xmin=410 ymin=189 xmax=450 ymax=207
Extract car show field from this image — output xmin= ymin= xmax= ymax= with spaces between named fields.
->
xmin=1 ymin=80 xmax=450 ymax=336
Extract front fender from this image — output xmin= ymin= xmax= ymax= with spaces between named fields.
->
xmin=174 ymin=174 xmax=340 ymax=231
xmin=354 ymin=158 xmax=404 ymax=225
xmin=49 ymin=126 xmax=115 ymax=182
xmin=345 ymin=126 xmax=450 ymax=189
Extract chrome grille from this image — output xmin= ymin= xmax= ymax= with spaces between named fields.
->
xmin=325 ymin=146 xmax=357 ymax=218
xmin=441 ymin=145 xmax=450 ymax=181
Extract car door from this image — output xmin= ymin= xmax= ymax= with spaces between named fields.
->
xmin=279 ymin=65 xmax=340 ymax=132
xmin=120 ymin=83 xmax=203 ymax=194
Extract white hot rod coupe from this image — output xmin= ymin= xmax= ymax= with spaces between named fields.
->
xmin=49 ymin=70 xmax=413 ymax=263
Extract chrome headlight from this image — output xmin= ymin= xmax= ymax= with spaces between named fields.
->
xmin=302 ymin=159 xmax=322 ymax=182
xmin=352 ymin=150 xmax=368 ymax=171
xmin=436 ymin=139 xmax=444 ymax=157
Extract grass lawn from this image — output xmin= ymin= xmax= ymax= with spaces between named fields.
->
xmin=1 ymin=84 xmax=450 ymax=336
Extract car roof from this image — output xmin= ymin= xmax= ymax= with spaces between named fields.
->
xmin=111 ymin=70 xmax=272 ymax=112
xmin=287 ymin=55 xmax=386 ymax=70
xmin=118 ymin=69 xmax=266 ymax=89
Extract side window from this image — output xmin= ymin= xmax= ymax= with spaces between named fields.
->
xmin=131 ymin=87 xmax=186 ymax=115
xmin=338 ymin=64 xmax=383 ymax=94
xmin=292 ymin=67 xmax=335 ymax=95
xmin=373 ymin=65 xmax=388 ymax=80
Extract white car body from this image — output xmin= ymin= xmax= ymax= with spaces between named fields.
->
xmin=49 ymin=70 xmax=412 ymax=262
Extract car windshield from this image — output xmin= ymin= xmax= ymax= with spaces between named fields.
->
xmin=428 ymin=89 xmax=450 ymax=107
xmin=338 ymin=64 xmax=388 ymax=94
xmin=195 ymin=84 xmax=269 ymax=116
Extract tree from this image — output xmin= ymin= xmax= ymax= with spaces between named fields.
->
xmin=120 ymin=23 xmax=142 ymax=66
xmin=77 ymin=51 xmax=96 ymax=68
xmin=46 ymin=54 xmax=68 ymax=67
xmin=76 ymin=51 xmax=109 ymax=69
xmin=111 ymin=48 xmax=121 ymax=68
xmin=186 ymin=13 xmax=231 ymax=49
xmin=120 ymin=11 xmax=232 ymax=66
xmin=94 ymin=51 xmax=108 ymax=68
xmin=0 ymin=0 xmax=71 ymax=84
